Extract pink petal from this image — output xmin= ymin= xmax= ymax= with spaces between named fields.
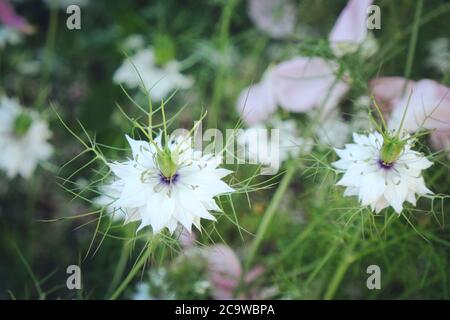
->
xmin=178 ymin=227 xmax=196 ymax=249
xmin=212 ymin=288 xmax=234 ymax=300
xmin=205 ymin=244 xmax=243 ymax=300
xmin=211 ymin=274 xmax=238 ymax=290
xmin=206 ymin=244 xmax=242 ymax=277
xmin=329 ymin=0 xmax=373 ymax=56
xmin=0 ymin=0 xmax=31 ymax=32
xmin=430 ymin=129 xmax=450 ymax=159
xmin=273 ymin=56 xmax=348 ymax=113
xmin=389 ymin=79 xmax=450 ymax=132
xmin=236 ymin=71 xmax=277 ymax=125
xmin=370 ymin=77 xmax=414 ymax=111
xmin=244 ymin=265 xmax=265 ymax=283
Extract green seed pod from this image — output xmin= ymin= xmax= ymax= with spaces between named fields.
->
xmin=154 ymin=35 xmax=176 ymax=66
xmin=13 ymin=113 xmax=32 ymax=137
xmin=380 ymin=136 xmax=406 ymax=165
xmin=157 ymin=147 xmax=178 ymax=178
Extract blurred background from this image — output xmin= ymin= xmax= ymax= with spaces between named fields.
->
xmin=1 ymin=0 xmax=450 ymax=299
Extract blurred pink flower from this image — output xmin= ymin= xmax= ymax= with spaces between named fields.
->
xmin=205 ymin=244 xmax=268 ymax=299
xmin=389 ymin=79 xmax=450 ymax=132
xmin=0 ymin=0 xmax=33 ymax=33
xmin=370 ymin=77 xmax=450 ymax=156
xmin=329 ymin=0 xmax=373 ymax=57
xmin=370 ymin=77 xmax=414 ymax=111
xmin=178 ymin=227 xmax=196 ymax=249
xmin=247 ymin=0 xmax=297 ymax=39
xmin=236 ymin=0 xmax=381 ymax=125
xmin=236 ymin=57 xmax=349 ymax=124
xmin=274 ymin=57 xmax=349 ymax=113
xmin=236 ymin=69 xmax=277 ymax=125
xmin=430 ymin=129 xmax=450 ymax=155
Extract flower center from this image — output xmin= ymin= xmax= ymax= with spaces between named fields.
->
xmin=380 ymin=135 xmax=406 ymax=165
xmin=378 ymin=159 xmax=395 ymax=170
xmin=159 ymin=172 xmax=179 ymax=185
xmin=13 ymin=113 xmax=32 ymax=137
xmin=154 ymin=35 xmax=175 ymax=65
xmin=156 ymin=147 xmax=179 ymax=179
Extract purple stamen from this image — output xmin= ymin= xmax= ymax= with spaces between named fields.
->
xmin=378 ymin=159 xmax=394 ymax=170
xmin=159 ymin=172 xmax=179 ymax=185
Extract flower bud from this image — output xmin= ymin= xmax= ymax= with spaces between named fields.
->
xmin=380 ymin=136 xmax=406 ymax=165
xmin=157 ymin=148 xmax=178 ymax=178
xmin=13 ymin=113 xmax=32 ymax=137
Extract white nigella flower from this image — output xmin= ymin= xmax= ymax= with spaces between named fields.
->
xmin=102 ymin=132 xmax=234 ymax=234
xmin=333 ymin=131 xmax=433 ymax=214
xmin=94 ymin=183 xmax=139 ymax=221
xmin=113 ymin=47 xmax=193 ymax=102
xmin=0 ymin=96 xmax=53 ymax=179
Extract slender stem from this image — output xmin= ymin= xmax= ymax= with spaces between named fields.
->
xmin=243 ymin=74 xmax=341 ymax=272
xmin=323 ymin=235 xmax=358 ymax=299
xmin=244 ymin=161 xmax=297 ymax=271
xmin=106 ymin=234 xmax=133 ymax=297
xmin=44 ymin=6 xmax=58 ymax=75
xmin=35 ymin=5 xmax=59 ymax=110
xmin=402 ymin=0 xmax=423 ymax=93
xmin=110 ymin=240 xmax=154 ymax=300
xmin=208 ymin=0 xmax=238 ymax=127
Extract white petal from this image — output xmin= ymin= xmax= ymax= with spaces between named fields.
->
xmin=384 ymin=179 xmax=408 ymax=214
xmin=358 ymin=173 xmax=386 ymax=206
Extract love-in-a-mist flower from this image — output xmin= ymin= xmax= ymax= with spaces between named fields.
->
xmin=102 ymin=132 xmax=234 ymax=234
xmin=0 ymin=96 xmax=53 ymax=179
xmin=94 ymin=182 xmax=140 ymax=222
xmin=333 ymin=131 xmax=433 ymax=214
xmin=113 ymin=47 xmax=193 ymax=102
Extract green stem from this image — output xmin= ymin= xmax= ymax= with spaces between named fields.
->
xmin=244 ymin=162 xmax=297 ymax=271
xmin=44 ymin=6 xmax=58 ymax=78
xmin=110 ymin=240 xmax=155 ymax=300
xmin=243 ymin=74 xmax=341 ymax=272
xmin=208 ymin=0 xmax=238 ymax=127
xmin=323 ymin=236 xmax=358 ymax=300
xmin=402 ymin=0 xmax=423 ymax=93
xmin=106 ymin=232 xmax=133 ymax=297
xmin=35 ymin=5 xmax=59 ymax=110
